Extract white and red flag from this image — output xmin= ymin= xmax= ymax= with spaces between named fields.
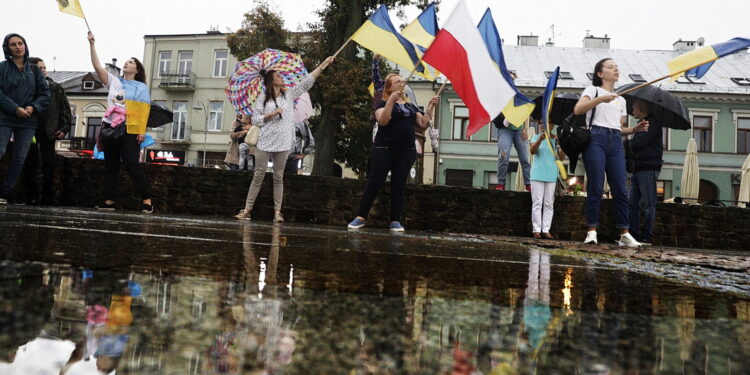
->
xmin=422 ymin=0 xmax=516 ymax=137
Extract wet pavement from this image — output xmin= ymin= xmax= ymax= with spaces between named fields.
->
xmin=1 ymin=206 xmax=749 ymax=374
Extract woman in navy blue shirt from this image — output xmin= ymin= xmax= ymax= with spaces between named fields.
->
xmin=348 ymin=73 xmax=438 ymax=232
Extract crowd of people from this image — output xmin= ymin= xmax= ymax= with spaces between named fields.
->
xmin=0 ymin=31 xmax=662 ymax=247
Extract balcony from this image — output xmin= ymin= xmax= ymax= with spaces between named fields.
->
xmin=158 ymin=70 xmax=196 ymax=91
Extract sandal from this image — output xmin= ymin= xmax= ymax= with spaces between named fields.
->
xmin=235 ymin=209 xmax=251 ymax=220
xmin=543 ymin=232 xmax=554 ymax=239
xmin=532 ymin=232 xmax=541 ymax=239
xmin=273 ymin=212 xmax=284 ymax=223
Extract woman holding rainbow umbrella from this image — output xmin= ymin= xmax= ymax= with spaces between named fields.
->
xmin=227 ymin=49 xmax=334 ymax=222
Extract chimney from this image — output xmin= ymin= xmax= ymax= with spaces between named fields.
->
xmin=583 ymin=33 xmax=610 ymax=49
xmin=545 ymin=38 xmax=554 ymax=47
xmin=104 ymin=58 xmax=120 ymax=76
xmin=673 ymin=38 xmax=697 ymax=52
xmin=207 ymin=25 xmax=221 ymax=35
xmin=517 ymin=34 xmax=538 ymax=47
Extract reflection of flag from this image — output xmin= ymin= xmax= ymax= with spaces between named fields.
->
xmin=477 ymin=9 xmax=535 ymax=128
xmin=541 ymin=67 xmax=567 ymax=180
xmin=422 ymin=1 xmax=515 ymax=137
xmin=123 ymin=80 xmax=151 ymax=135
xmin=401 ymin=3 xmax=439 ymax=51
xmin=351 ymin=5 xmax=430 ymax=79
xmin=56 ymin=0 xmax=85 ymax=18
xmin=668 ymin=37 xmax=750 ymax=79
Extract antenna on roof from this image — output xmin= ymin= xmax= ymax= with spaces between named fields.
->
xmin=547 ymin=24 xmax=561 ymax=45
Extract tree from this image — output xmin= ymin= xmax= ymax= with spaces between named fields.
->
xmin=226 ymin=1 xmax=289 ymax=60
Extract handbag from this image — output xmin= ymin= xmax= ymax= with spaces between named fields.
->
xmin=100 ymin=122 xmax=125 ymax=144
xmin=244 ymin=125 xmax=259 ymax=147
xmin=557 ymin=90 xmax=598 ymax=173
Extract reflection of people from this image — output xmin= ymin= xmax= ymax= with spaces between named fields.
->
xmin=87 ymin=31 xmax=153 ymax=213
xmin=627 ymin=99 xmax=662 ymax=244
xmin=523 ymin=250 xmax=551 ymax=352
xmin=235 ymin=56 xmax=335 ymax=222
xmin=573 ymin=58 xmax=647 ymax=246
xmin=0 ymin=33 xmax=50 ymax=205
xmin=493 ymin=72 xmax=529 ymax=192
xmin=347 ymin=74 xmax=438 ymax=232
xmin=529 ymin=128 xmax=565 ymax=239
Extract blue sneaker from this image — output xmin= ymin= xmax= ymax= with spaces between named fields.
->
xmin=347 ymin=217 xmax=366 ymax=229
xmin=389 ymin=221 xmax=405 ymax=232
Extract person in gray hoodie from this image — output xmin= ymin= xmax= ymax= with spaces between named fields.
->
xmin=0 ymin=33 xmax=50 ymax=204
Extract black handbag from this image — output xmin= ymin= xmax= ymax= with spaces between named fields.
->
xmin=557 ymin=90 xmax=598 ymax=173
xmin=100 ymin=122 xmax=125 ymax=143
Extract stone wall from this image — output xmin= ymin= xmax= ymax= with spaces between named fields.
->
xmin=6 ymin=156 xmax=750 ymax=251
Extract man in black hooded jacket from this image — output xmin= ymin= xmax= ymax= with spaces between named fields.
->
xmin=0 ymin=33 xmax=50 ymax=204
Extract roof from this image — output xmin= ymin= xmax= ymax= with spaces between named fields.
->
xmin=48 ymin=71 xmax=87 ymax=85
xmin=503 ymin=45 xmax=750 ymax=95
xmin=144 ymin=32 xmax=225 ymax=38
xmin=51 ymin=71 xmax=109 ymax=95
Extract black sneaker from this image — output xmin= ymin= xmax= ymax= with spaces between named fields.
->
xmin=95 ymin=202 xmax=116 ymax=211
xmin=141 ymin=204 xmax=154 ymax=214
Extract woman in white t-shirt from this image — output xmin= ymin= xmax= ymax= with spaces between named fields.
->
xmin=573 ymin=58 xmax=648 ymax=247
xmin=87 ymin=32 xmax=153 ymax=213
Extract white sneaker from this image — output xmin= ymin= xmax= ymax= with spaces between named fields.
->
xmin=618 ymin=232 xmax=642 ymax=248
xmin=584 ymin=230 xmax=598 ymax=244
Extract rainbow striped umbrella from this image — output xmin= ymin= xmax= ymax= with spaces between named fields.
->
xmin=225 ymin=48 xmax=308 ymax=115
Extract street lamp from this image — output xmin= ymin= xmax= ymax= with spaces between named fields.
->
xmin=193 ymin=101 xmax=209 ymax=167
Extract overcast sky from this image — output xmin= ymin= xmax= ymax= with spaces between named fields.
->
xmin=3 ymin=0 xmax=747 ymax=72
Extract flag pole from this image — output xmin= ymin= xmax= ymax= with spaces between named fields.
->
xmin=83 ymin=16 xmax=91 ymax=32
xmin=332 ymin=38 xmax=352 ymax=59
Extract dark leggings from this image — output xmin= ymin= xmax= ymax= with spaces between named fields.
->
xmin=103 ymin=133 xmax=151 ymax=201
xmin=356 ymin=146 xmax=417 ymax=221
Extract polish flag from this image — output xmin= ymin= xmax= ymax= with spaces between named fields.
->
xmin=422 ymin=0 xmax=516 ymax=137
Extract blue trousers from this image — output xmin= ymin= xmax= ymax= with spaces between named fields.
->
xmin=628 ymin=170 xmax=658 ymax=242
xmin=0 ymin=126 xmax=36 ymax=200
xmin=582 ymin=126 xmax=629 ymax=229
xmin=496 ymin=127 xmax=530 ymax=186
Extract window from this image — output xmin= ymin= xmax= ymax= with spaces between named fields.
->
xmin=171 ymin=101 xmax=187 ymax=140
xmin=629 ymin=74 xmax=646 ymax=82
xmin=208 ymin=101 xmax=223 ymax=131
xmin=730 ymin=77 xmax=750 ymax=86
xmin=177 ymin=51 xmax=193 ymax=84
xmin=559 ymin=71 xmax=574 ymax=80
xmin=677 ymin=75 xmax=706 ymax=84
xmin=82 ymin=81 xmax=95 ymax=90
xmin=158 ymin=51 xmax=171 ymax=78
xmin=586 ymin=73 xmax=594 ymax=81
xmin=85 ymin=117 xmax=101 ymax=146
xmin=738 ymin=117 xmax=750 ymax=154
xmin=445 ymin=169 xmax=473 ymax=187
xmin=657 ymin=180 xmax=672 ymax=201
xmin=213 ymin=49 xmax=228 ymax=77
xmin=662 ymin=126 xmax=669 ymax=150
xmin=452 ymin=106 xmax=469 ymax=140
xmin=693 ymin=115 xmax=712 ymax=152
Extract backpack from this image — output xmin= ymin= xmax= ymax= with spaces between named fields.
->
xmin=557 ymin=90 xmax=598 ymax=174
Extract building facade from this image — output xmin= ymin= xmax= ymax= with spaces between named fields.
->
xmin=142 ymin=31 xmax=238 ymax=167
xmin=427 ymin=36 xmax=750 ymax=204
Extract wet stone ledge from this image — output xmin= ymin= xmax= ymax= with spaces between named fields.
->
xmin=6 ymin=156 xmax=750 ymax=251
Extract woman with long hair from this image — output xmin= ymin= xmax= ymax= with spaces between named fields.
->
xmin=347 ymin=74 xmax=439 ymax=232
xmin=235 ymin=56 xmax=335 ymax=222
xmin=573 ymin=58 xmax=648 ymax=246
xmin=88 ymin=32 xmax=153 ymax=213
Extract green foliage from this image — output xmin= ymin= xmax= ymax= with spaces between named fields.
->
xmin=226 ymin=1 xmax=289 ymax=60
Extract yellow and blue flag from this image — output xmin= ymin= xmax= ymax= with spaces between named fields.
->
xmin=351 ymin=5 xmax=430 ymax=79
xmin=121 ymin=79 xmax=151 ymax=134
xmin=56 ymin=0 xmax=85 ymax=18
xmin=668 ymin=37 xmax=750 ymax=79
xmin=477 ymin=9 xmax=535 ymax=129
xmin=401 ymin=3 xmax=439 ymax=52
xmin=541 ymin=66 xmax=567 ymax=180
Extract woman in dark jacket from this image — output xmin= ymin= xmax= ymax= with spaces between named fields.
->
xmin=347 ymin=73 xmax=438 ymax=232
xmin=0 ymin=33 xmax=50 ymax=204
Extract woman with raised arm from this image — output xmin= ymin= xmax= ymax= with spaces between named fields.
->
xmin=88 ymin=31 xmax=153 ymax=213
xmin=234 ymin=56 xmax=335 ymax=222
xmin=573 ymin=58 xmax=648 ymax=247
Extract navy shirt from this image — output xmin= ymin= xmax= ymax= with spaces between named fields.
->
xmin=374 ymin=100 xmax=421 ymax=149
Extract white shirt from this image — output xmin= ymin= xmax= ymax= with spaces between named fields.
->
xmin=251 ymin=75 xmax=315 ymax=153
xmin=581 ymin=86 xmax=627 ymax=130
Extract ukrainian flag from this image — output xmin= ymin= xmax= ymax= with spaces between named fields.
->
xmin=401 ymin=3 xmax=439 ymax=51
xmin=351 ymin=5 xmax=430 ymax=79
xmin=122 ymin=80 xmax=151 ymax=135
xmin=668 ymin=37 xmax=750 ymax=79
xmin=541 ymin=67 xmax=567 ymax=180
xmin=477 ymin=9 xmax=535 ymax=129
xmin=56 ymin=0 xmax=85 ymax=18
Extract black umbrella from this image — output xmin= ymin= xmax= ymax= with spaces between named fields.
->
xmin=530 ymin=92 xmax=580 ymax=125
xmin=147 ymin=104 xmax=173 ymax=128
xmin=616 ymin=83 xmax=690 ymax=130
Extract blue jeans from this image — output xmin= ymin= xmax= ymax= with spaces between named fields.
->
xmin=496 ymin=127 xmax=530 ymax=186
xmin=628 ymin=170 xmax=658 ymax=242
xmin=582 ymin=126 xmax=629 ymax=229
xmin=0 ymin=126 xmax=36 ymax=199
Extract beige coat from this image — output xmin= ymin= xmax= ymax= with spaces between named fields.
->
xmin=224 ymin=121 xmax=255 ymax=165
